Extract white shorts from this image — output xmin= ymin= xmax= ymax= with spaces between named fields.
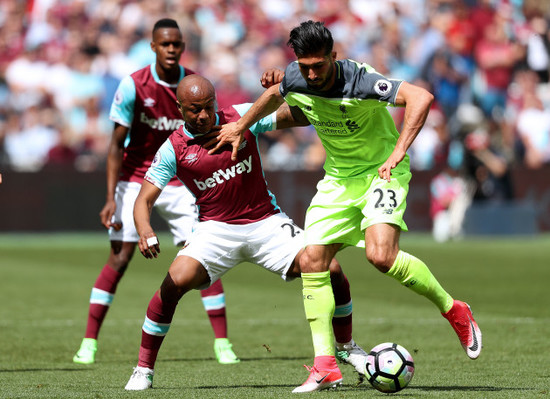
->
xmin=177 ymin=213 xmax=304 ymax=289
xmin=109 ymin=181 xmax=198 ymax=245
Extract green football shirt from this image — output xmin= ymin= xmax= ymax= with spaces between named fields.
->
xmin=280 ymin=59 xmax=410 ymax=178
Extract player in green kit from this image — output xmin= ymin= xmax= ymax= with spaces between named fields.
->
xmin=210 ymin=20 xmax=482 ymax=393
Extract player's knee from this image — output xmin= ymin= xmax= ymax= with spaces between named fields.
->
xmin=108 ymin=242 xmax=135 ymax=271
xmin=299 ymin=249 xmax=328 ymax=273
xmin=366 ymin=245 xmax=395 ymax=272
xmin=106 ymin=256 xmax=131 ymax=273
xmin=160 ymin=273 xmax=187 ymax=303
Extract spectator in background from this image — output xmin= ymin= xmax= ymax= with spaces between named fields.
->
xmin=46 ymin=125 xmax=78 ymax=167
xmin=514 ymin=71 xmax=550 ymax=169
xmin=472 ymin=7 xmax=525 ymax=118
xmin=430 ymin=162 xmax=474 ymax=242
xmin=3 ymin=105 xmax=60 ymax=171
xmin=520 ymin=6 xmax=550 ymax=83
xmin=463 ymin=123 xmax=514 ymax=202
xmin=408 ymin=103 xmax=448 ymax=171
xmin=265 ymin=129 xmax=303 ymax=170
xmin=420 ymin=45 xmax=470 ymax=120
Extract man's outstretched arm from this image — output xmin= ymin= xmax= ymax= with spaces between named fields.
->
xmin=206 ymin=83 xmax=284 ymax=160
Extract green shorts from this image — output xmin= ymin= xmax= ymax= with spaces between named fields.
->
xmin=304 ymin=172 xmax=411 ymax=248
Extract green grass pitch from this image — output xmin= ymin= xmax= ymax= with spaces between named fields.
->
xmin=0 ymin=232 xmax=548 ymax=398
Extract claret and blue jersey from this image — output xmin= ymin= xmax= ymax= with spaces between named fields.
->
xmin=109 ymin=63 xmax=194 ymax=184
xmin=145 ymin=104 xmax=281 ymax=224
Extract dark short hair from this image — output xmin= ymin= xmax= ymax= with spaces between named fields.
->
xmin=152 ymin=18 xmax=180 ymax=35
xmin=287 ymin=20 xmax=333 ymax=57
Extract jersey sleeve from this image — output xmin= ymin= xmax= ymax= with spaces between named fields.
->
xmin=279 ymin=63 xmax=294 ymax=101
xmin=144 ymin=140 xmax=178 ymax=189
xmin=109 ymin=75 xmax=136 ymax=127
xmin=231 ymin=103 xmax=276 ymax=136
xmin=353 ymin=61 xmax=403 ymax=105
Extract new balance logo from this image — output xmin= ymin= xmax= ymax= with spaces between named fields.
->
xmin=194 ymin=155 xmax=252 ymax=191
xmin=140 ymin=112 xmax=184 ymax=131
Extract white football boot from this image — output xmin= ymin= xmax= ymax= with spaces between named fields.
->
xmin=125 ymin=366 xmax=154 ymax=390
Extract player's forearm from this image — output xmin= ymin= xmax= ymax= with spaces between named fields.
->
xmin=133 ymin=181 xmax=162 ymax=237
xmin=275 ymin=103 xmax=310 ymax=129
xmin=105 ymin=149 xmax=123 ymax=200
xmin=395 ymin=89 xmax=433 ymax=156
xmin=105 ymin=124 xmax=129 ymax=199
xmin=133 ymin=197 xmax=155 ymax=237
xmin=238 ymin=84 xmax=284 ymax=132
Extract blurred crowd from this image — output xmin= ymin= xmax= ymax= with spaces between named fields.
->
xmin=0 ymin=0 xmax=549 ymax=185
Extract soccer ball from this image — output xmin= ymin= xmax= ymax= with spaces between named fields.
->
xmin=365 ymin=342 xmax=415 ymax=393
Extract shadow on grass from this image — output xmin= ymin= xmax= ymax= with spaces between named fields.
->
xmin=0 ymin=368 xmax=89 ymax=373
xmin=152 ymin=384 xmax=536 ymax=393
xmin=412 ymin=386 xmax=535 ymax=392
xmin=164 ymin=356 xmax=310 ymax=362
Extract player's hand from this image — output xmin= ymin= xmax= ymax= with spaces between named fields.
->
xmin=378 ymin=151 xmax=405 ymax=182
xmin=138 ymin=232 xmax=161 ymax=259
xmin=204 ymin=121 xmax=244 ymax=161
xmin=261 ymin=68 xmax=284 ymax=88
xmin=99 ymin=199 xmax=121 ymax=230
xmin=201 ymin=125 xmax=222 ymax=143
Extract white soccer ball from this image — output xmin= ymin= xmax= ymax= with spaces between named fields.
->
xmin=365 ymin=342 xmax=415 ymax=393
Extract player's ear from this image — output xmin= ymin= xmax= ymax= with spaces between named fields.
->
xmin=331 ymin=51 xmax=337 ymax=61
xmin=150 ymin=41 xmax=156 ymax=52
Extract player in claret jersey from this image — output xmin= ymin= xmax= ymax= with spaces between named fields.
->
xmin=73 ymin=18 xmax=239 ymax=366
xmin=124 ymin=74 xmax=368 ymax=392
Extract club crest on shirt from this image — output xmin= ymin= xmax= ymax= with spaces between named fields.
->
xmin=113 ymin=89 xmax=123 ymax=105
xmin=186 ymin=153 xmax=198 ymax=164
xmin=144 ymin=97 xmax=156 ymax=107
xmin=339 ymin=104 xmax=349 ymax=118
xmin=374 ymin=79 xmax=392 ymax=96
xmin=151 ymin=151 xmax=161 ymax=167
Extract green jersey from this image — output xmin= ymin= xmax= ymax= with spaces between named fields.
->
xmin=280 ymin=59 xmax=409 ymax=178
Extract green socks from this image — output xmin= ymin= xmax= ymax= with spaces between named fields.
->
xmin=386 ymin=250 xmax=453 ymax=313
xmin=302 ymin=271 xmax=335 ymax=357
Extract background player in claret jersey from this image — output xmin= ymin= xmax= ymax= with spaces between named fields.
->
xmin=212 ymin=20 xmax=482 ymax=392
xmin=124 ymin=74 xmax=367 ymax=392
xmin=73 ymin=18 xmax=239 ymax=366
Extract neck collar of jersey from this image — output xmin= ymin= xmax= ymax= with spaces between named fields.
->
xmin=150 ymin=63 xmax=184 ymax=88
xmin=182 ymin=113 xmax=220 ymax=138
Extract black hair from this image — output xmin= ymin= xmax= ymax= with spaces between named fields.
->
xmin=152 ymin=18 xmax=180 ymax=35
xmin=287 ymin=20 xmax=333 ymax=57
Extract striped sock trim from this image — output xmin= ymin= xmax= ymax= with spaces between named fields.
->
xmin=334 ymin=300 xmax=352 ymax=318
xmin=202 ymin=293 xmax=226 ymax=311
xmin=90 ymin=288 xmax=114 ymax=306
xmin=142 ymin=316 xmax=171 ymax=336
